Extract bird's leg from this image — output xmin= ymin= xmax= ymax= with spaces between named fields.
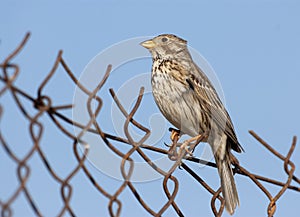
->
xmin=166 ymin=128 xmax=181 ymax=161
xmin=169 ymin=127 xmax=181 ymax=143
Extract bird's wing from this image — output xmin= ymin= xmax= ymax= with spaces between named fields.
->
xmin=172 ymin=62 xmax=243 ymax=153
xmin=193 ymin=64 xmax=243 ymax=152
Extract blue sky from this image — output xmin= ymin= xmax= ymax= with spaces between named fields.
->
xmin=1 ymin=1 xmax=300 ymax=217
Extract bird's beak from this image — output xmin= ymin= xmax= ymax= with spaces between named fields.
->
xmin=140 ymin=39 xmax=156 ymax=49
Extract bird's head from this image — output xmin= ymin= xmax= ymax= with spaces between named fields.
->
xmin=140 ymin=34 xmax=188 ymax=59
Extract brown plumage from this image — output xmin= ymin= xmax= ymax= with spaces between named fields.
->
xmin=141 ymin=34 xmax=243 ymax=215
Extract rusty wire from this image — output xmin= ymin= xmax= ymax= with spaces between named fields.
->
xmin=0 ymin=33 xmax=299 ymax=217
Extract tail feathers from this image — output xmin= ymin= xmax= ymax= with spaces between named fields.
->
xmin=217 ymin=154 xmax=239 ymax=215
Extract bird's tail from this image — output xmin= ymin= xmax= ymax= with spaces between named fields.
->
xmin=214 ymin=147 xmax=239 ymax=215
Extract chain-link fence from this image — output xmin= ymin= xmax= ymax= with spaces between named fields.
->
xmin=1 ymin=33 xmax=299 ymax=217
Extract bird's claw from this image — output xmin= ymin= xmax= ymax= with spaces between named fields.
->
xmin=164 ymin=142 xmax=171 ymax=147
xmin=184 ymin=146 xmax=194 ymax=157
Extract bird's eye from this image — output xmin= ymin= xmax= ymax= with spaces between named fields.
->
xmin=161 ymin=37 xmax=168 ymax=42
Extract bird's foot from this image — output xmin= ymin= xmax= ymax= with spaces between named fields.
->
xmin=180 ymin=134 xmax=204 ymax=157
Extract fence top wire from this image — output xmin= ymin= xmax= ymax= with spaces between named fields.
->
xmin=1 ymin=33 xmax=299 ymax=217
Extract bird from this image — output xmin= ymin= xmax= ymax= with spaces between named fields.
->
xmin=140 ymin=34 xmax=243 ymax=215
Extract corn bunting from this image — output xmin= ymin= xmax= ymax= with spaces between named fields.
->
xmin=141 ymin=34 xmax=243 ymax=215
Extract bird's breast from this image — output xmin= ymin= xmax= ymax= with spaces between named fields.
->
xmin=151 ymin=64 xmax=204 ymax=137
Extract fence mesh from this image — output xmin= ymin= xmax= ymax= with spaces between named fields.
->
xmin=1 ymin=33 xmax=299 ymax=217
